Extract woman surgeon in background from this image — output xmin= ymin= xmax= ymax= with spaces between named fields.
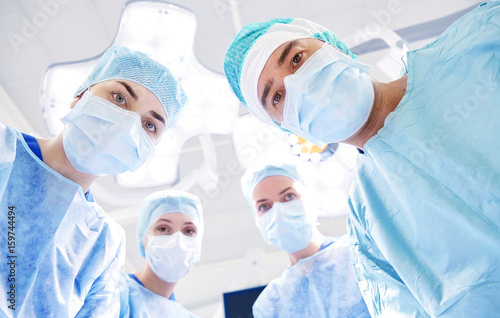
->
xmin=119 ymin=190 xmax=204 ymax=318
xmin=241 ymin=161 xmax=369 ymax=318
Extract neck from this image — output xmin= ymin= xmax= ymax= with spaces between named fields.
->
xmin=135 ymin=264 xmax=177 ymax=299
xmin=344 ymin=75 xmax=408 ymax=150
xmin=37 ymin=132 xmax=97 ymax=193
xmin=287 ymin=230 xmax=325 ymax=266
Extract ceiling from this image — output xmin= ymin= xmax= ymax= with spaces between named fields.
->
xmin=0 ymin=0 xmax=479 ymax=316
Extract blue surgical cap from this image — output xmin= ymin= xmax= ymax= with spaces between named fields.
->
xmin=76 ymin=46 xmax=188 ymax=129
xmin=137 ymin=189 xmax=203 ymax=258
xmin=224 ymin=18 xmax=358 ymax=114
xmin=241 ymin=162 xmax=304 ymax=216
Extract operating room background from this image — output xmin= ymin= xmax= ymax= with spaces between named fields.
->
xmin=0 ymin=0 xmax=479 ymax=316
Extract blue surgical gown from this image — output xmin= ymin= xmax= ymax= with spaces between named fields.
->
xmin=0 ymin=123 xmax=125 ymax=317
xmin=119 ymin=273 xmax=198 ymax=318
xmin=348 ymin=2 xmax=500 ymax=317
xmin=253 ymin=235 xmax=369 ymax=318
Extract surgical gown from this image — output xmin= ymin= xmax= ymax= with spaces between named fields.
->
xmin=119 ymin=273 xmax=198 ymax=318
xmin=253 ymin=235 xmax=369 ymax=318
xmin=0 ymin=123 xmax=125 ymax=317
xmin=348 ymin=2 xmax=500 ymax=317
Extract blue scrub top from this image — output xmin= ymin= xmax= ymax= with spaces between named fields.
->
xmin=253 ymin=235 xmax=369 ymax=318
xmin=0 ymin=124 xmax=125 ymax=316
xmin=21 ymin=132 xmax=95 ymax=202
xmin=119 ymin=273 xmax=198 ymax=318
xmin=127 ymin=274 xmax=175 ymax=301
xmin=348 ymin=2 xmax=500 ymax=317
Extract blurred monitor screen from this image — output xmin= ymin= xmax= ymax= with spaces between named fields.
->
xmin=223 ymin=285 xmax=266 ymax=318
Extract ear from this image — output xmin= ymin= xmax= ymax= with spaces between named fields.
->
xmin=69 ymin=98 xmax=79 ymax=109
xmin=143 ymin=235 xmax=149 ymax=252
xmin=69 ymin=93 xmax=84 ymax=109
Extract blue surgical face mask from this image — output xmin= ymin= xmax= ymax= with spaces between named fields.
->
xmin=146 ymin=231 xmax=200 ymax=283
xmin=256 ymin=200 xmax=315 ymax=253
xmin=61 ymin=91 xmax=155 ymax=176
xmin=281 ymin=42 xmax=374 ymax=147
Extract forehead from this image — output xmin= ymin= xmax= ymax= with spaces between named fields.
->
xmin=93 ymin=79 xmax=166 ymax=115
xmin=149 ymin=212 xmax=196 ymax=230
xmin=260 ymin=38 xmax=324 ymax=72
xmin=261 ymin=39 xmax=302 ymax=73
xmin=252 ymin=175 xmax=296 ymax=201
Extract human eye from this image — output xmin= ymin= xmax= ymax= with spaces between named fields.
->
xmin=272 ymin=91 xmax=282 ymax=106
xmin=292 ymin=52 xmax=302 ymax=66
xmin=284 ymin=192 xmax=296 ymax=201
xmin=144 ymin=120 xmax=157 ymax=134
xmin=157 ymin=226 xmax=169 ymax=233
xmin=258 ymin=203 xmax=272 ymax=213
xmin=112 ymin=91 xmax=127 ymax=106
xmin=184 ymin=227 xmax=197 ymax=237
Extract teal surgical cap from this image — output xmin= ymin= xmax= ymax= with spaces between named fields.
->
xmin=241 ymin=162 xmax=304 ymax=216
xmin=137 ymin=189 xmax=204 ymax=257
xmin=224 ymin=18 xmax=357 ymax=126
xmin=76 ymin=46 xmax=188 ymax=129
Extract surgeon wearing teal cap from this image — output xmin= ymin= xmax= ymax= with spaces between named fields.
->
xmin=225 ymin=3 xmax=500 ymax=317
xmin=119 ymin=190 xmax=203 ymax=318
xmin=0 ymin=46 xmax=188 ymax=316
xmin=241 ymin=162 xmax=369 ymax=317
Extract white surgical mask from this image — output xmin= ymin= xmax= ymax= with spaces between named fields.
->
xmin=257 ymin=200 xmax=315 ymax=253
xmin=145 ymin=231 xmax=200 ymax=283
xmin=282 ymin=43 xmax=374 ymax=147
xmin=61 ymin=91 xmax=155 ymax=176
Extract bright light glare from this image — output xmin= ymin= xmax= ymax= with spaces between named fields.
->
xmin=299 ymin=152 xmax=310 ymax=161
xmin=298 ymin=162 xmax=318 ymax=186
xmin=287 ymin=134 xmax=299 ymax=145
xmin=318 ymin=161 xmax=345 ymax=187
xmin=155 ymin=131 xmax=179 ymax=155
xmin=310 ymin=153 xmax=321 ymax=163
xmin=53 ymin=69 xmax=85 ymax=100
xmin=118 ymin=163 xmax=148 ymax=185
xmin=337 ymin=143 xmax=359 ymax=167
xmin=291 ymin=144 xmax=301 ymax=155
xmin=182 ymin=76 xmax=209 ymax=104
xmin=206 ymin=108 xmax=234 ymax=134
xmin=157 ymin=46 xmax=189 ymax=76
xmin=127 ymin=9 xmax=160 ymax=41
xmin=210 ymin=80 xmax=239 ymax=106
xmin=148 ymin=156 xmax=177 ymax=184
xmin=177 ymin=105 xmax=205 ymax=131
xmin=321 ymin=188 xmax=347 ymax=216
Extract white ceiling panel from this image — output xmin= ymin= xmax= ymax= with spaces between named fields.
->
xmin=34 ymin=1 xmax=112 ymax=62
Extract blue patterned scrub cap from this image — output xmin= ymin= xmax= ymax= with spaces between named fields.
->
xmin=76 ymin=46 xmax=188 ymax=129
xmin=241 ymin=161 xmax=304 ymax=217
xmin=137 ymin=189 xmax=203 ymax=257
xmin=224 ymin=18 xmax=357 ymax=126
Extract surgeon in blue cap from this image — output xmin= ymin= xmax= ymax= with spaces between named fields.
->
xmin=0 ymin=46 xmax=188 ymax=317
xmin=119 ymin=190 xmax=203 ymax=318
xmin=225 ymin=2 xmax=500 ymax=317
xmin=241 ymin=161 xmax=369 ymax=318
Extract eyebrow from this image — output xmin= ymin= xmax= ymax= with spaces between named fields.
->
xmin=150 ymin=110 xmax=166 ymax=127
xmin=157 ymin=218 xmax=172 ymax=223
xmin=279 ymin=187 xmax=293 ymax=195
xmin=117 ymin=81 xmax=138 ymax=100
xmin=255 ymin=187 xmax=294 ymax=204
xmin=183 ymin=221 xmax=195 ymax=226
xmin=256 ymin=198 xmax=268 ymax=204
xmin=260 ymin=40 xmax=300 ymax=108
xmin=261 ymin=79 xmax=273 ymax=109
xmin=278 ymin=40 xmax=299 ymax=67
